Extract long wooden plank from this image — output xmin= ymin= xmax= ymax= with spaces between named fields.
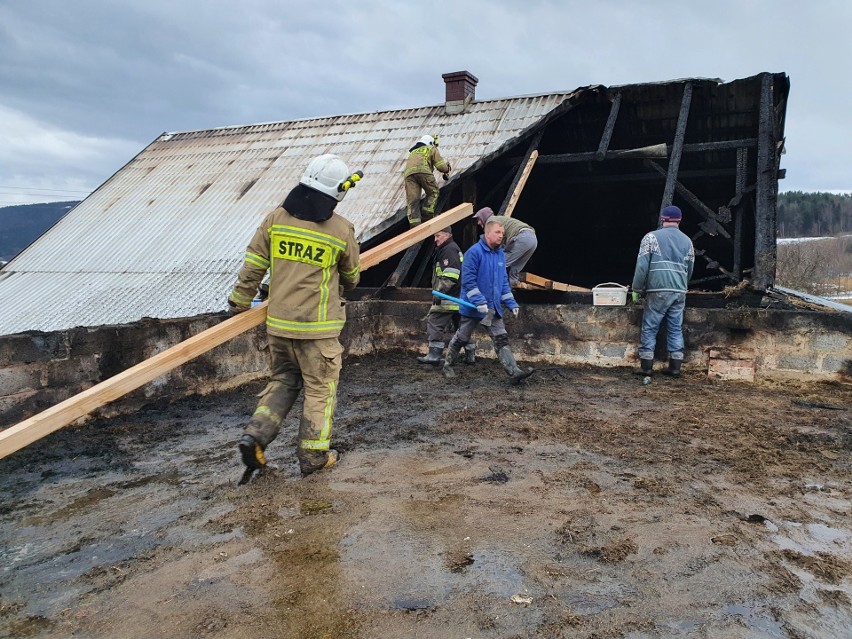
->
xmin=0 ymin=303 xmax=269 ymax=458
xmin=499 ymin=150 xmax=538 ymax=218
xmin=1 ymin=203 xmax=474 ymax=459
xmin=520 ymin=272 xmax=591 ymax=292
xmin=360 ymin=202 xmax=473 ymax=269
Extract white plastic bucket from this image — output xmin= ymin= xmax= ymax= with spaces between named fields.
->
xmin=592 ymin=282 xmax=628 ymax=306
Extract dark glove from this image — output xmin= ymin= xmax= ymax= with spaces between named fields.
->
xmin=511 ymin=307 xmax=519 ymax=318
xmin=258 ymin=283 xmax=269 ymax=301
xmin=476 ymin=304 xmax=488 ymax=315
xmin=442 ymin=173 xmax=449 ymax=182
xmin=227 ymin=299 xmax=249 ymax=314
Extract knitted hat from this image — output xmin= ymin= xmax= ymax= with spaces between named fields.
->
xmin=473 ymin=207 xmax=494 ymax=225
xmin=661 ymin=205 xmax=682 ymax=222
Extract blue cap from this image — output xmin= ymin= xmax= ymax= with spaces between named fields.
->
xmin=661 ymin=205 xmax=682 ymax=221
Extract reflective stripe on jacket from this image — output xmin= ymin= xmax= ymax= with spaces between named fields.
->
xmin=431 ymin=239 xmax=463 ymax=311
xmin=229 ymin=206 xmax=360 ymax=339
xmin=404 ymin=145 xmax=450 ymax=177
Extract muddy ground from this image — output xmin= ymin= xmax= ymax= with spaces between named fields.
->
xmin=1 ymin=350 xmax=851 ymax=639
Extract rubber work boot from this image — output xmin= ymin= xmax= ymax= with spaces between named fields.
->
xmin=635 ymin=358 xmax=654 ymax=376
xmin=497 ymin=346 xmax=534 ymax=385
xmin=463 ymin=345 xmax=476 ymax=365
xmin=442 ymin=341 xmax=463 ymax=379
xmin=417 ymin=346 xmax=443 ymax=365
xmin=300 ymin=449 xmax=339 ymax=476
xmin=238 ymin=434 xmax=266 ymax=470
xmin=662 ymin=359 xmax=682 ymax=378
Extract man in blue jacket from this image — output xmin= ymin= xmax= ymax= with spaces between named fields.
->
xmin=631 ymin=205 xmax=695 ymax=377
xmin=442 ymin=218 xmax=534 ymax=384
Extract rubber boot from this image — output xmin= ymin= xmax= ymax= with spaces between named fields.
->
xmin=238 ymin=434 xmax=266 ymax=470
xmin=662 ymin=359 xmax=682 ymax=378
xmin=463 ymin=344 xmax=476 ymax=365
xmin=442 ymin=340 xmax=464 ymax=379
xmin=634 ymin=358 xmax=654 ymax=376
xmin=417 ymin=346 xmax=443 ymax=365
xmin=497 ymin=346 xmax=534 ymax=385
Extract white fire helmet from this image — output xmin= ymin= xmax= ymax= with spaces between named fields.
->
xmin=300 ymin=154 xmax=351 ymax=201
xmin=419 ymin=134 xmax=435 ymax=147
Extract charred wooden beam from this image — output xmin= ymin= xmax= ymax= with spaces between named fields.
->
xmin=732 ymin=147 xmax=748 ymax=279
xmin=595 ymin=93 xmax=622 ymax=161
xmin=557 ymin=168 xmax=736 ymax=184
xmin=535 ymin=144 xmax=666 ymax=164
xmin=645 ymin=160 xmax=732 ymax=240
xmin=753 ymin=73 xmax=778 ymax=291
xmin=682 ymin=139 xmax=757 ymax=152
xmin=661 ymin=83 xmax=693 ymax=210
xmin=694 ymin=248 xmax=738 ymax=283
xmin=532 ymin=139 xmax=757 ymax=165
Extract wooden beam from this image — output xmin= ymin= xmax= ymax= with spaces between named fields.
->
xmin=595 ymin=93 xmax=622 ymax=160
xmin=360 ymin=202 xmax=473 ymax=270
xmin=753 ymin=73 xmax=778 ymax=291
xmin=1 ymin=202 xmax=475 ymax=459
xmin=532 ymin=139 xmax=758 ymax=166
xmin=498 ymin=131 xmax=543 ymax=217
xmin=536 ymin=144 xmax=667 ymax=164
xmin=0 ymin=303 xmax=269 ymax=459
xmin=645 ymin=160 xmax=732 ymax=240
xmin=661 ymin=82 xmax=693 ymax=210
xmin=519 ymin=272 xmax=591 ymax=292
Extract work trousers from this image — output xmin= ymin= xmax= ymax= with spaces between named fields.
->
xmin=638 ymin=291 xmax=686 ymax=360
xmin=404 ymin=173 xmax=439 ymax=225
xmin=426 ymin=310 xmax=459 ymax=347
xmin=450 ymin=315 xmax=508 ymax=348
xmin=504 ymin=229 xmax=538 ymax=286
xmin=244 ymin=334 xmax=343 ymax=467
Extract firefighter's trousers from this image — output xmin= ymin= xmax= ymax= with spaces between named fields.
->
xmin=404 ymin=173 xmax=439 ymax=225
xmin=244 ymin=334 xmax=343 ymax=468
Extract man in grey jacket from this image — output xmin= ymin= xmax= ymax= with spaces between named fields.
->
xmin=631 ymin=205 xmax=695 ymax=377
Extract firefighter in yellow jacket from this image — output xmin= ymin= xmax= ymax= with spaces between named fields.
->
xmin=403 ymin=134 xmax=451 ymax=226
xmin=228 ymin=154 xmax=362 ymax=478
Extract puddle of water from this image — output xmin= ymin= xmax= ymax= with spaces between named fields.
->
xmin=340 ymin=527 xmax=526 ymax=610
xmin=721 ymin=602 xmax=786 ymax=639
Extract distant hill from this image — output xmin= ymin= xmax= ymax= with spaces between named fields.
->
xmin=778 ymin=191 xmax=851 ymax=238
xmin=0 ymin=201 xmax=80 ymax=262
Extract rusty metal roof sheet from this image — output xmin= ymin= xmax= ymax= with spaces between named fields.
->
xmin=0 ymin=92 xmax=575 ymax=335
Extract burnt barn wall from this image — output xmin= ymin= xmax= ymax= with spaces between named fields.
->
xmin=2 ymin=299 xmax=849 ymax=432
xmin=394 ymin=73 xmax=786 ymax=293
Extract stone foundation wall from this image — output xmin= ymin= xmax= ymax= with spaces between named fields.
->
xmin=1 ymin=302 xmax=849 ymax=430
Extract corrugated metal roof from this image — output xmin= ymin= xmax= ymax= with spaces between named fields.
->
xmin=0 ymin=92 xmax=574 ymax=335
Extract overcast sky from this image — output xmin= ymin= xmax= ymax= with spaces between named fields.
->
xmin=1 ymin=0 xmax=849 ymax=206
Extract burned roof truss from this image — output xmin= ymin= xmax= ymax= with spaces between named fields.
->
xmin=373 ymin=72 xmax=789 ymax=293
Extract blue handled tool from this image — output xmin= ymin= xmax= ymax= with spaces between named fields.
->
xmin=431 ymin=290 xmax=477 ymax=310
xmin=431 ymin=291 xmax=495 ymax=326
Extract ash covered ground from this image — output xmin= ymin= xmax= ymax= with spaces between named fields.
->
xmin=2 ymin=351 xmax=851 ymax=638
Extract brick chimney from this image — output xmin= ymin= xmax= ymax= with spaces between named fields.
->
xmin=442 ymin=71 xmax=478 ymax=114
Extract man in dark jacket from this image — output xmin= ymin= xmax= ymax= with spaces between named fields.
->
xmin=417 ymin=227 xmax=475 ymax=365
xmin=631 ymin=205 xmax=695 ymax=377
xmin=442 ymin=218 xmax=534 ymax=384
